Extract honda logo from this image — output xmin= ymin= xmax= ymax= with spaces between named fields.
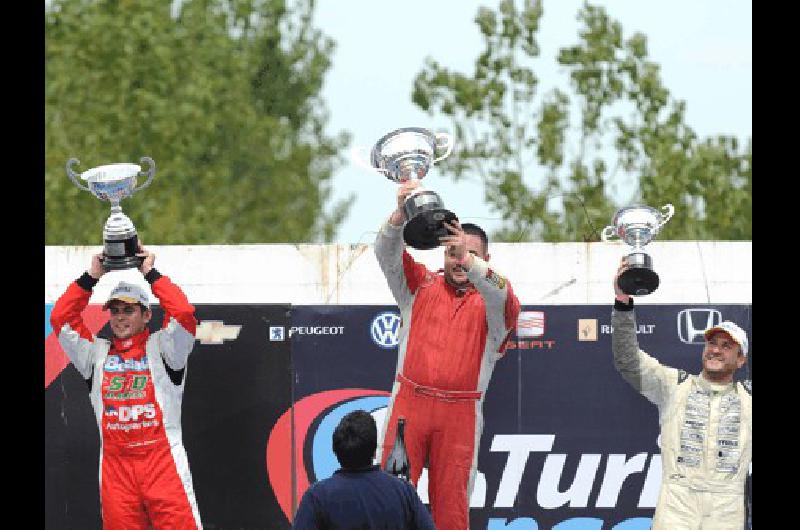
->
xmin=677 ymin=309 xmax=722 ymax=344
xmin=371 ymin=312 xmax=401 ymax=349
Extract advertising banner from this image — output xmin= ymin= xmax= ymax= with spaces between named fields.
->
xmin=282 ymin=304 xmax=752 ymax=530
xmin=46 ymin=302 xmax=751 ymax=529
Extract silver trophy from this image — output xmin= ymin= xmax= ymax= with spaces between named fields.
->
xmin=66 ymin=157 xmax=156 ymax=270
xmin=601 ymin=204 xmax=674 ymax=295
xmin=353 ymin=127 xmax=456 ymax=249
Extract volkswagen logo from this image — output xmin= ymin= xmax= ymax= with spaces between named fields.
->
xmin=370 ymin=311 xmax=401 ymax=349
xmin=677 ymin=309 xmax=722 ymax=344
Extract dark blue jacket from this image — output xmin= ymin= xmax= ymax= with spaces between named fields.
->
xmin=292 ymin=465 xmax=436 ymax=530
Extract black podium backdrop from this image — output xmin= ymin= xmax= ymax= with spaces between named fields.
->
xmin=45 ymin=303 xmax=751 ymax=530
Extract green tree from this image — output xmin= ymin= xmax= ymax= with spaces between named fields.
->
xmin=46 ymin=0 xmax=350 ymax=244
xmin=412 ymin=0 xmax=751 ymax=241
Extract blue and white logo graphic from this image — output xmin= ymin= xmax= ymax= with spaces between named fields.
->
xmin=677 ymin=309 xmax=722 ymax=344
xmin=270 ymin=326 xmax=285 ymax=341
xmin=104 ymin=355 xmax=149 ymax=373
xmin=311 ymin=396 xmax=389 ymax=481
xmin=370 ymin=311 xmax=401 ymax=349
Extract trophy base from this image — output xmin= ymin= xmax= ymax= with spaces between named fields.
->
xmin=102 ymin=255 xmax=144 ymax=271
xmin=403 ymin=208 xmax=458 ymax=250
xmin=102 ymin=234 xmax=143 ymax=271
xmin=618 ymin=253 xmax=659 ymax=296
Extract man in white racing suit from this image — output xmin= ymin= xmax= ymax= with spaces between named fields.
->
xmin=611 ymin=259 xmax=751 ymax=529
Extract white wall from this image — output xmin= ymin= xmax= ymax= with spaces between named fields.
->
xmin=44 ymin=241 xmax=752 ymax=305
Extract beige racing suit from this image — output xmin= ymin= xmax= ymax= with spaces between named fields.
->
xmin=612 ymin=303 xmax=751 ymax=530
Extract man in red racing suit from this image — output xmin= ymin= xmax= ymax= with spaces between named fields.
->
xmin=375 ymin=180 xmax=520 ymax=530
xmin=50 ymin=247 xmax=202 ymax=529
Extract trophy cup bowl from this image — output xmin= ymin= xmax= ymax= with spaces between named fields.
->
xmin=602 ymin=204 xmax=674 ymax=296
xmin=357 ymin=127 xmax=457 ymax=250
xmin=66 ymin=157 xmax=156 ymax=271
xmin=81 ymin=163 xmax=142 ymax=203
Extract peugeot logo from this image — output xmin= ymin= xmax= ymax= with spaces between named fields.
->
xmin=677 ymin=309 xmax=722 ymax=344
xmin=371 ymin=312 xmax=401 ymax=349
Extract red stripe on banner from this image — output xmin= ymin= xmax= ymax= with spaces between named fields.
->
xmin=45 ymin=305 xmax=108 ymax=388
xmin=266 ymin=388 xmax=390 ymax=523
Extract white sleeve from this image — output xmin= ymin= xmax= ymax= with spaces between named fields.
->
xmin=612 ymin=308 xmax=678 ymax=411
xmin=374 ymin=220 xmax=416 ymax=309
xmin=158 ymin=318 xmax=195 ymax=371
xmin=57 ymin=325 xmax=97 ymax=379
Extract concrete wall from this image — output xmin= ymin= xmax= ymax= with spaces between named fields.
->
xmin=45 ymin=240 xmax=751 ymax=305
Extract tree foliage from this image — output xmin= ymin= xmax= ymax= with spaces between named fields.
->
xmin=46 ymin=0 xmax=350 ymax=244
xmin=413 ymin=0 xmax=751 ymax=241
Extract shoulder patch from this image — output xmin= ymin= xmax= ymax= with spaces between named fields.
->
xmin=485 ymin=268 xmax=507 ymax=290
xmin=677 ymin=369 xmax=690 ymax=384
xmin=741 ymin=379 xmax=752 ymax=395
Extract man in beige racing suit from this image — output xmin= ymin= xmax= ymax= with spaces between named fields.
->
xmin=611 ymin=259 xmax=751 ymax=529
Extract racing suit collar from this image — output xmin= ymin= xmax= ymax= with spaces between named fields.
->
xmin=112 ymin=328 xmax=150 ymax=352
xmin=696 ymin=373 xmax=736 ymax=393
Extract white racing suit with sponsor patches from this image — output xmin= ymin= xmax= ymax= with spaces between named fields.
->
xmin=612 ymin=306 xmax=751 ymax=530
xmin=51 ymin=272 xmax=202 ymax=529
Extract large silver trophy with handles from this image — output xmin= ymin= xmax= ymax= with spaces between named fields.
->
xmin=602 ymin=204 xmax=674 ymax=296
xmin=353 ymin=127 xmax=456 ymax=250
xmin=66 ymin=157 xmax=156 ymax=271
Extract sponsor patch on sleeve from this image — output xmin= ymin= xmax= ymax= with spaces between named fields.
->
xmin=485 ymin=268 xmax=507 ymax=290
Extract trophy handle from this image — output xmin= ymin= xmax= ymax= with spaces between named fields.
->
xmin=433 ymin=132 xmax=454 ymax=164
xmin=133 ymin=157 xmax=156 ymax=192
xmin=66 ymin=158 xmax=91 ymax=192
xmin=600 ymin=226 xmax=618 ymax=242
xmin=659 ymin=203 xmax=675 ymax=227
xmin=350 ymin=146 xmax=389 ymax=175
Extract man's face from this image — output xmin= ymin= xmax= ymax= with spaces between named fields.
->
xmin=702 ymin=331 xmax=746 ymax=380
xmin=107 ymin=301 xmax=151 ymax=340
xmin=443 ymin=234 xmax=487 ymax=288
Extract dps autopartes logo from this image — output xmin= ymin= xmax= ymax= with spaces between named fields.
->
xmin=677 ymin=309 xmax=722 ymax=344
xmin=371 ymin=311 xmax=401 ymax=349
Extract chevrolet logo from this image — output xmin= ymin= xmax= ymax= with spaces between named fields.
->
xmin=195 ymin=321 xmax=242 ymax=345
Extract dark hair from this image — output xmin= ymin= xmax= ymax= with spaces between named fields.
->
xmin=461 ymin=222 xmax=489 ymax=253
xmin=332 ymin=410 xmax=377 ymax=470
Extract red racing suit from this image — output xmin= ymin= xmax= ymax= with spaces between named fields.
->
xmin=50 ymin=270 xmax=202 ymax=530
xmin=374 ymin=221 xmax=520 ymax=530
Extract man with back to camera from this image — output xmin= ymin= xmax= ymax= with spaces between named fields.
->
xmin=374 ymin=180 xmax=521 ymax=530
xmin=50 ymin=244 xmax=203 ymax=529
xmin=611 ymin=258 xmax=752 ymax=529
xmin=292 ymin=410 xmax=435 ymax=529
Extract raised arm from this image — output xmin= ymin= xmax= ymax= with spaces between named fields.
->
xmin=465 ymin=254 xmax=520 ymax=354
xmin=138 ymin=247 xmax=197 ymax=371
xmin=611 ymin=259 xmax=677 ymax=411
xmin=50 ymin=254 xmax=105 ymax=378
xmin=374 ymin=181 xmax=429 ymax=309
xmin=439 ymin=220 xmax=521 ymax=354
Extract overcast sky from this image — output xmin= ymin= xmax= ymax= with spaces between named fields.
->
xmin=314 ymin=0 xmax=752 ymax=244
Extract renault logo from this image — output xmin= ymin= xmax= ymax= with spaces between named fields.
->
xmin=677 ymin=309 xmax=721 ymax=344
